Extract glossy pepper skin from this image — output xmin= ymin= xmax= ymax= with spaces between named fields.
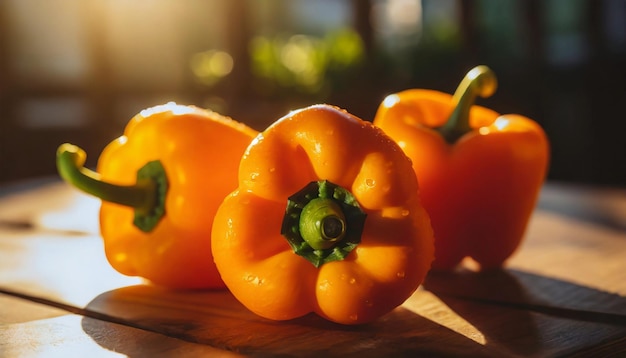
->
xmin=56 ymin=102 xmax=258 ymax=289
xmin=211 ymin=104 xmax=434 ymax=325
xmin=373 ymin=66 xmax=549 ymax=270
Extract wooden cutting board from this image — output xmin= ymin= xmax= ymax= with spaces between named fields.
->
xmin=1 ymin=181 xmax=625 ymax=356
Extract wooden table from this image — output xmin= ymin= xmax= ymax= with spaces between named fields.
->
xmin=1 ymin=178 xmax=625 ymax=357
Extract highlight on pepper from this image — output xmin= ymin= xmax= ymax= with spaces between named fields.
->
xmin=211 ymin=104 xmax=434 ymax=325
xmin=374 ymin=65 xmax=550 ymax=270
xmin=56 ymin=102 xmax=258 ymax=289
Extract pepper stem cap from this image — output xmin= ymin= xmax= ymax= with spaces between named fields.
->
xmin=281 ymin=180 xmax=366 ymax=267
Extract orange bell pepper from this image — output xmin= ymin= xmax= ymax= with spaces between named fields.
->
xmin=56 ymin=102 xmax=258 ymax=289
xmin=374 ymin=66 xmax=549 ymax=270
xmin=211 ymin=104 xmax=434 ymax=324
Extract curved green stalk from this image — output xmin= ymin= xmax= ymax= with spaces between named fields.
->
xmin=56 ymin=143 xmax=168 ymax=232
xmin=437 ymin=65 xmax=498 ymax=143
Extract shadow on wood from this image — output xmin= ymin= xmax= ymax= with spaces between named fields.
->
xmin=81 ymin=285 xmax=497 ymax=357
xmin=423 ymin=268 xmax=626 ymax=356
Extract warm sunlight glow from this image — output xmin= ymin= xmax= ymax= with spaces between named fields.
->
xmin=140 ymin=102 xmax=196 ymax=118
xmin=383 ymin=94 xmax=401 ymax=108
xmin=372 ymin=0 xmax=423 ymax=38
xmin=402 ymin=289 xmax=487 ymax=345
xmin=494 ymin=117 xmax=510 ymax=131
xmin=191 ymin=50 xmax=234 ymax=86
xmin=18 ymin=184 xmax=145 ymax=305
xmin=37 ymin=192 xmax=100 ymax=234
xmin=249 ymin=29 xmax=363 ymax=93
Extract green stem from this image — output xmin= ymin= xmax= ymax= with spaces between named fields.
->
xmin=56 ymin=143 xmax=168 ymax=232
xmin=437 ymin=65 xmax=498 ymax=143
xmin=281 ymin=180 xmax=366 ymax=267
xmin=299 ymin=198 xmax=346 ymax=250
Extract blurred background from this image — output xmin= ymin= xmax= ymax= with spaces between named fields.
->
xmin=0 ymin=0 xmax=624 ymax=187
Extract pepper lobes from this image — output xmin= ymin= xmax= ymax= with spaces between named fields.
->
xmin=57 ymin=102 xmax=258 ymax=289
xmin=373 ymin=66 xmax=549 ymax=270
xmin=211 ymin=104 xmax=434 ymax=325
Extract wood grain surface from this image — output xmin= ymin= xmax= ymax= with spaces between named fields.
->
xmin=1 ymin=181 xmax=625 ymax=357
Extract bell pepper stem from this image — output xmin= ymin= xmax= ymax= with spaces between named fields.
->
xmin=437 ymin=65 xmax=498 ymax=143
xmin=56 ymin=143 xmax=168 ymax=232
xmin=281 ymin=180 xmax=366 ymax=267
